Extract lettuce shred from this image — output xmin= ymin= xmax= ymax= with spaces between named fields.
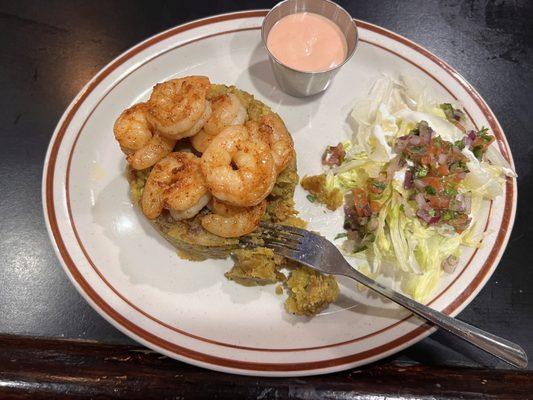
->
xmin=325 ymin=76 xmax=515 ymax=302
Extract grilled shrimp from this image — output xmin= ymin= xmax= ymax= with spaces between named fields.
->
xmin=113 ymin=103 xmax=176 ymax=170
xmin=189 ymin=128 xmax=213 ymax=154
xmin=201 ymin=198 xmax=266 ymax=238
xmin=255 ymin=114 xmax=294 ymax=174
xmin=141 ymin=152 xmax=210 ymax=220
xmin=146 ymin=76 xmax=212 ymax=140
xmin=200 ymin=125 xmax=276 ymax=207
xmin=191 ymin=93 xmax=247 ymax=153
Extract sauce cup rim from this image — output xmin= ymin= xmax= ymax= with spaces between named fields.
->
xmin=261 ymin=0 xmax=359 ymax=75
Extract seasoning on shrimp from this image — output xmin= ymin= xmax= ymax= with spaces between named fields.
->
xmin=113 ymin=103 xmax=176 ymax=170
xmin=253 ymin=114 xmax=294 ymax=174
xmin=141 ymin=152 xmax=211 ymax=220
xmin=201 ymin=198 xmax=266 ymax=238
xmin=191 ymin=92 xmax=247 ymax=153
xmin=146 ymin=76 xmax=212 ymax=140
xmin=200 ymin=125 xmax=277 ymax=207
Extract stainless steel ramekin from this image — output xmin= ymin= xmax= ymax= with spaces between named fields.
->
xmin=261 ymin=0 xmax=358 ymax=97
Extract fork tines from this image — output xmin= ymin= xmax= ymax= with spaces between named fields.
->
xmin=238 ymin=222 xmax=304 ymax=255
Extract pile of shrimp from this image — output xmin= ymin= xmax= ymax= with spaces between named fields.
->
xmin=113 ymin=76 xmax=294 ymax=238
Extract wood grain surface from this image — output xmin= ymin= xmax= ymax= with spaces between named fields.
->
xmin=0 ymin=335 xmax=531 ymax=399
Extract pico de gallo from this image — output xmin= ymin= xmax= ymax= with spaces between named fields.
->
xmin=300 ymin=76 xmax=514 ymax=302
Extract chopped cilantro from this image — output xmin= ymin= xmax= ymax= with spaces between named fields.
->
xmin=442 ymin=210 xmax=453 ymax=221
xmin=424 ymin=185 xmax=437 ymax=195
xmin=414 ymin=165 xmax=428 ymax=178
xmin=334 ymin=233 xmax=348 ymax=240
xmin=354 ymin=245 xmax=368 ymax=254
xmin=478 ymin=127 xmax=493 ymax=142
xmin=444 ymin=187 xmax=458 ymax=197
xmin=450 ymin=161 xmax=467 ymax=172
xmin=440 ymin=103 xmax=465 ymax=123
xmin=372 ymin=181 xmax=387 ymax=190
xmin=472 ymin=146 xmax=483 ymax=160
xmin=454 ymin=139 xmax=465 ymax=150
xmin=428 ymin=209 xmax=436 ymax=217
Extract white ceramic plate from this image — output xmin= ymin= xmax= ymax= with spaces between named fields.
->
xmin=43 ymin=11 xmax=516 ymax=376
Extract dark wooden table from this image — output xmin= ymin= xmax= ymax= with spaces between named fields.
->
xmin=1 ymin=0 xmax=532 ymax=398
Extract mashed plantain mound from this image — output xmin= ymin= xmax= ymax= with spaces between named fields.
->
xmin=285 ymin=266 xmax=340 ymax=315
xmin=127 ymin=84 xmax=339 ymax=316
xmin=225 ymin=247 xmax=286 ymax=286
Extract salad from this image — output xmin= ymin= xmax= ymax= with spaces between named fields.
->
xmin=302 ymin=76 xmax=516 ymax=302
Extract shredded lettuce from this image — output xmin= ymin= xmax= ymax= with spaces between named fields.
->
xmin=330 ymin=75 xmax=515 ymax=302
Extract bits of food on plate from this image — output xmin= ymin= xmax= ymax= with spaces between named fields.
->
xmin=301 ymin=174 xmax=344 ymax=210
xmin=301 ymin=76 xmax=516 ymax=302
xmin=113 ymin=76 xmax=338 ymax=316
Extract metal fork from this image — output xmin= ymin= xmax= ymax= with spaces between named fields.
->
xmin=240 ymin=222 xmax=528 ymax=369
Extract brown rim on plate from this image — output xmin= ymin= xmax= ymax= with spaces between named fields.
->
xmin=45 ymin=10 xmax=516 ymax=372
xmin=63 ymin=30 xmax=495 ymax=352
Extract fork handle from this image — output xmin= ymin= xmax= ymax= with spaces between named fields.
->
xmin=343 ymin=266 xmax=528 ymax=368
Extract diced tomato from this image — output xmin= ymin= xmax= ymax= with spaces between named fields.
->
xmin=420 ymin=155 xmax=432 ymax=165
xmin=429 ymin=141 xmax=444 ymax=156
xmin=422 ymin=176 xmax=443 ymax=191
xmin=427 ymin=195 xmax=450 ymax=209
xmin=437 ymin=164 xmax=450 ymax=176
xmin=370 ymin=200 xmax=381 ymax=213
xmin=352 ymin=188 xmax=369 ymax=217
xmin=448 ymin=173 xmax=463 ymax=183
xmin=352 ymin=188 xmax=367 ymax=204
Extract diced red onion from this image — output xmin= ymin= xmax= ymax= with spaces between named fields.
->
xmin=464 ymin=131 xmax=476 ymax=148
xmin=414 ymin=179 xmax=426 ymax=190
xmin=409 ymin=135 xmax=421 ymax=145
xmin=416 ymin=208 xmax=431 ymax=223
xmin=417 ymin=208 xmax=429 ymax=221
xmin=438 ymin=153 xmax=448 ymax=165
xmin=449 ymin=200 xmax=462 ymax=212
xmin=395 ymin=136 xmax=409 ymax=152
xmin=404 ymin=170 xmax=414 ymax=189
xmin=442 ymin=255 xmax=458 ymax=273
xmin=419 ymin=126 xmax=433 ymax=145
xmin=450 ymin=193 xmax=465 ymax=212
xmin=417 ymin=208 xmax=440 ymax=225
xmin=463 ymin=195 xmax=471 ymax=214
xmin=429 ymin=214 xmax=441 ymax=224
xmin=415 ymin=193 xmax=427 ymax=208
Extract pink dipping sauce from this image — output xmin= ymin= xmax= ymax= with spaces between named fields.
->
xmin=266 ymin=12 xmax=347 ymax=73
